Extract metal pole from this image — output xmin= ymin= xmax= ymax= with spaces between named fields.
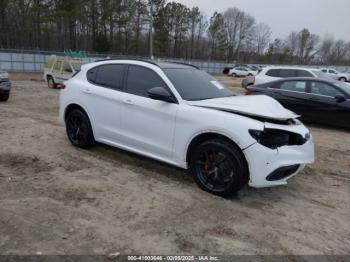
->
xmin=149 ymin=0 xmax=154 ymax=60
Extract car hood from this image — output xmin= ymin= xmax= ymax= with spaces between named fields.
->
xmin=187 ymin=95 xmax=299 ymax=120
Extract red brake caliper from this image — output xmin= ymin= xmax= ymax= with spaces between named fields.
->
xmin=203 ymin=152 xmax=215 ymax=172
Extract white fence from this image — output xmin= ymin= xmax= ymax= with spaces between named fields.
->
xmin=0 ymin=49 xmax=349 ymax=74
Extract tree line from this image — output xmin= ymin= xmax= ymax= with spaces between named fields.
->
xmin=1 ymin=0 xmax=349 ymax=65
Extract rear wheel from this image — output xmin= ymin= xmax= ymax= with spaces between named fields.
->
xmin=65 ymin=109 xmax=95 ymax=149
xmin=189 ymin=139 xmax=249 ymax=197
xmin=0 ymin=92 xmax=9 ymax=102
xmin=47 ymin=76 xmax=56 ymax=88
xmin=247 ymin=73 xmax=253 ymax=77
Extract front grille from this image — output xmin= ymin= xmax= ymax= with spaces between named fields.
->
xmin=266 ymin=165 xmax=300 ymax=181
xmin=0 ymin=78 xmax=10 ymax=83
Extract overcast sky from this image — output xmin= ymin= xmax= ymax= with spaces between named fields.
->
xmin=172 ymin=0 xmax=350 ymax=41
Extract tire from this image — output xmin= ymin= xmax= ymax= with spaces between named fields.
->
xmin=232 ymin=73 xmax=237 ymax=78
xmin=189 ymin=139 xmax=249 ymax=197
xmin=247 ymin=74 xmax=253 ymax=77
xmin=339 ymin=77 xmax=346 ymax=82
xmin=47 ymin=76 xmax=56 ymax=88
xmin=0 ymin=92 xmax=9 ymax=102
xmin=65 ymin=109 xmax=95 ymax=149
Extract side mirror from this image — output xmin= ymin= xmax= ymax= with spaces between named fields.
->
xmin=148 ymin=87 xmax=176 ymax=103
xmin=335 ymin=94 xmax=346 ymax=103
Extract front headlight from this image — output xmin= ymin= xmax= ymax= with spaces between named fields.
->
xmin=249 ymin=129 xmax=307 ymax=149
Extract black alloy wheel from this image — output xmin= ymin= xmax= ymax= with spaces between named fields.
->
xmin=65 ymin=110 xmax=95 ymax=149
xmin=190 ymin=139 xmax=248 ymax=197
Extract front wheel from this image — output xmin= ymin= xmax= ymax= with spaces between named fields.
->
xmin=189 ymin=139 xmax=249 ymax=197
xmin=339 ymin=77 xmax=347 ymax=82
xmin=231 ymin=73 xmax=237 ymax=78
xmin=65 ymin=109 xmax=95 ymax=149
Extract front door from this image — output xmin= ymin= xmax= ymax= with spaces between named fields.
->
xmin=120 ymin=65 xmax=178 ymax=158
xmin=307 ymin=81 xmax=350 ymax=126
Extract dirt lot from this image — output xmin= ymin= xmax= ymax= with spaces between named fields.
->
xmin=0 ymin=73 xmax=349 ymax=255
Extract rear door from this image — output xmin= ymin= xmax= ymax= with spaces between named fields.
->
xmin=82 ymin=64 xmax=126 ymax=142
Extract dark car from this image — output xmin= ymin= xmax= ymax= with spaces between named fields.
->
xmin=0 ymin=70 xmax=11 ymax=101
xmin=246 ymin=77 xmax=350 ymax=128
xmin=222 ymin=67 xmax=233 ymax=75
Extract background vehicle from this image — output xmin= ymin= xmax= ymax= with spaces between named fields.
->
xmin=0 ymin=70 xmax=11 ymax=101
xmin=222 ymin=67 xmax=234 ymax=75
xmin=320 ymin=68 xmax=350 ymax=82
xmin=229 ymin=67 xmax=258 ymax=77
xmin=60 ymin=59 xmax=314 ymax=197
xmin=254 ymin=67 xmax=330 ymax=85
xmin=43 ymin=57 xmax=85 ymax=88
xmin=246 ymin=77 xmax=350 ymax=128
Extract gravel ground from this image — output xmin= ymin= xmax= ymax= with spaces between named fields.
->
xmin=0 ymin=75 xmax=349 ymax=255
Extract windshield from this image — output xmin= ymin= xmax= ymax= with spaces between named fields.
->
xmin=163 ymin=69 xmax=233 ymax=101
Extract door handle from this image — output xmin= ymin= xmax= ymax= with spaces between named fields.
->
xmin=123 ymin=99 xmax=134 ymax=105
xmin=82 ymin=88 xmax=92 ymax=94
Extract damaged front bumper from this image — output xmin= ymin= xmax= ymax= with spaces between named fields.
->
xmin=243 ymin=122 xmax=315 ymax=188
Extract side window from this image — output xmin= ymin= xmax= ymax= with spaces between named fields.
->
xmin=279 ymin=69 xmax=296 ymax=78
xmin=62 ymin=61 xmax=73 ymax=73
xmin=126 ymin=65 xmax=167 ymax=98
xmin=296 ymin=70 xmax=313 ymax=77
xmin=321 ymin=69 xmax=327 ymax=73
xmin=53 ymin=61 xmax=62 ymax=72
xmin=329 ymin=69 xmax=337 ymax=74
xmin=279 ymin=81 xmax=306 ymax=92
xmin=310 ymin=82 xmax=342 ymax=97
xmin=266 ymin=69 xmax=280 ymax=77
xmin=94 ymin=64 xmax=124 ymax=90
xmin=87 ymin=68 xmax=97 ymax=82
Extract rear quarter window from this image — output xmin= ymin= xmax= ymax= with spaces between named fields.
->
xmin=265 ymin=69 xmax=280 ymax=77
xmin=296 ymin=70 xmax=313 ymax=77
xmin=87 ymin=64 xmax=125 ymax=90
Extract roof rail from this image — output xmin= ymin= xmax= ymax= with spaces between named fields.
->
xmin=161 ymin=60 xmax=200 ymax=69
xmin=93 ymin=57 xmax=159 ymax=67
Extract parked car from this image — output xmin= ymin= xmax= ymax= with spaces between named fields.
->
xmin=59 ymin=59 xmax=314 ymax=197
xmin=229 ymin=67 xmax=258 ymax=77
xmin=222 ymin=67 xmax=234 ymax=75
xmin=320 ymin=68 xmax=350 ymax=82
xmin=0 ymin=70 xmax=11 ymax=101
xmin=254 ymin=67 xmax=330 ymax=85
xmin=222 ymin=64 xmax=249 ymax=75
xmin=246 ymin=77 xmax=350 ymax=128
xmin=43 ymin=57 xmax=85 ymax=88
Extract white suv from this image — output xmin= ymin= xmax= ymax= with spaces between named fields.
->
xmin=229 ymin=67 xmax=258 ymax=77
xmin=320 ymin=68 xmax=350 ymax=82
xmin=254 ymin=67 xmax=329 ymax=85
xmin=59 ymin=59 xmax=314 ymax=197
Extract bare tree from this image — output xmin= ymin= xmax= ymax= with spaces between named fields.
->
xmin=253 ymin=22 xmax=271 ymax=55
